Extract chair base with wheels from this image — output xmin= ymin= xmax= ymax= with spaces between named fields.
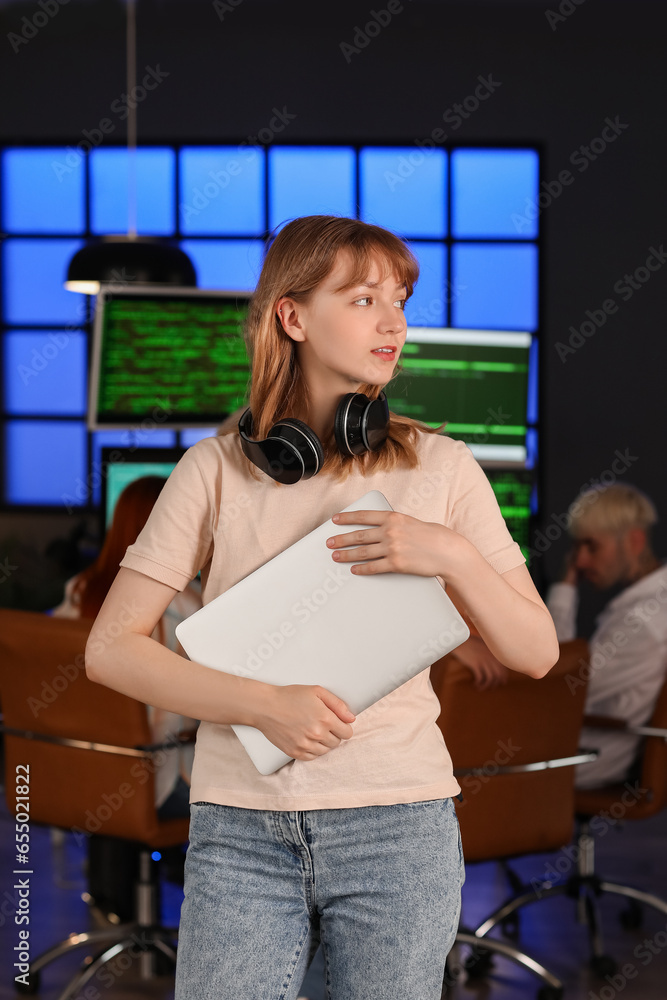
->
xmin=17 ymin=847 xmax=181 ymax=1000
xmin=0 ymin=610 xmax=193 ymax=1000
xmin=430 ymin=641 xmax=592 ymax=999
xmin=469 ymin=679 xmax=667 ymax=979
xmin=473 ymin=808 xmax=667 ymax=979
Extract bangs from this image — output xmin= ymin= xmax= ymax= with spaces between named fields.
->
xmin=331 ymin=235 xmax=419 ymax=300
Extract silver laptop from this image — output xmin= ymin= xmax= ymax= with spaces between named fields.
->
xmin=175 ymin=490 xmax=469 ymax=774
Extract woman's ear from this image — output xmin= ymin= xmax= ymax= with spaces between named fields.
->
xmin=275 ymin=297 xmax=305 ymax=343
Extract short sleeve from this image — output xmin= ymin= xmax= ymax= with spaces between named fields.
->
xmin=120 ymin=441 xmax=217 ymax=591
xmin=446 ymin=439 xmax=526 ymax=575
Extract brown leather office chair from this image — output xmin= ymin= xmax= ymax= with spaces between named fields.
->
xmin=472 ymin=663 xmax=667 ymax=978
xmin=0 ymin=608 xmax=192 ymax=1000
xmin=430 ymin=639 xmax=592 ymax=1000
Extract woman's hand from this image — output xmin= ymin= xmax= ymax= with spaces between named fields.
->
xmin=325 ymin=510 xmax=468 ymax=578
xmin=453 ymin=636 xmax=510 ymax=690
xmin=252 ymin=684 xmax=356 ymax=762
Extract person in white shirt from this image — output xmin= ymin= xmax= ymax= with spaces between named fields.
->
xmin=546 ymin=483 xmax=667 ymax=789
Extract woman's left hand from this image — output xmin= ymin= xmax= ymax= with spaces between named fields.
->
xmin=325 ymin=510 xmax=469 ymax=579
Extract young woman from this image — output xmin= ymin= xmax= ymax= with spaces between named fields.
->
xmin=86 ymin=215 xmax=559 ymax=1000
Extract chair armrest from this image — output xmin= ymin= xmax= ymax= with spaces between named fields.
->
xmin=0 ymin=722 xmax=153 ymax=759
xmin=583 ymin=713 xmax=628 ymax=730
xmin=453 ymin=750 xmax=598 ymax=777
xmin=583 ymin=715 xmax=667 ymax=742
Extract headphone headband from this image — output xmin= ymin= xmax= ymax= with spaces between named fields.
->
xmin=238 ymin=391 xmax=389 ymax=484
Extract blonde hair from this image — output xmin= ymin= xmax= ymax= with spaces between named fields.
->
xmin=219 ymin=215 xmax=449 ymax=485
xmin=569 ymin=483 xmax=658 ymax=540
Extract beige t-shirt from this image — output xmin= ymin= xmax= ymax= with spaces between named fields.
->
xmin=120 ymin=428 xmax=526 ymax=810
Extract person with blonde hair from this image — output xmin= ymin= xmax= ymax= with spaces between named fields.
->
xmin=85 ymin=215 xmax=558 ymax=999
xmin=547 ymin=482 xmax=667 ymax=789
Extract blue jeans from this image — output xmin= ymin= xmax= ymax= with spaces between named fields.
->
xmin=175 ymin=797 xmax=464 ymax=1000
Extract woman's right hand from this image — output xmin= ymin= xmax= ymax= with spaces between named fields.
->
xmin=252 ymin=684 xmax=356 ymax=762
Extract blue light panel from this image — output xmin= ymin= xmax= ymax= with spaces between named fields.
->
xmin=527 ymin=336 xmax=538 ymax=425
xmin=4 ymin=331 xmax=87 ymax=415
xmin=452 ymin=244 xmax=538 ymax=331
xmin=180 ymin=147 xmax=265 ymax=235
xmin=526 ymin=427 xmax=538 ymax=470
xmin=180 ymin=239 xmax=264 ymax=291
xmin=181 ymin=428 xmax=217 ymax=447
xmin=269 ymin=147 xmax=356 ymax=232
xmin=360 ymin=147 xmax=447 ymax=238
xmin=1 ymin=142 xmax=541 ymax=510
xmin=404 ymin=243 xmax=447 ymax=327
xmin=6 ymin=421 xmax=87 ymax=505
xmin=90 ymin=148 xmax=175 ymax=235
xmin=3 ymin=239 xmax=86 ymax=325
xmin=2 ymin=148 xmax=85 ymax=234
xmin=452 ymin=149 xmax=539 ymax=239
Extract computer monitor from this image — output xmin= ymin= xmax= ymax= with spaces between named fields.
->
xmin=100 ymin=447 xmax=185 ymax=532
xmin=386 ymin=328 xmax=533 ymax=465
xmin=89 ymin=285 xmax=252 ymax=430
xmin=484 ymin=467 xmax=535 ymax=564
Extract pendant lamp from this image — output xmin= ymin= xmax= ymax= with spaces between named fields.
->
xmin=65 ymin=0 xmax=195 ymax=293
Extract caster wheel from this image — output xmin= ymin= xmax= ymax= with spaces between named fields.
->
xmin=15 ymin=971 xmax=40 ymax=995
xmin=590 ymin=954 xmax=617 ymax=977
xmin=537 ymin=987 xmax=563 ymax=1000
xmin=464 ymin=948 xmax=494 ymax=980
xmin=619 ymin=901 xmax=643 ymax=930
xmin=501 ymin=912 xmax=521 ymax=940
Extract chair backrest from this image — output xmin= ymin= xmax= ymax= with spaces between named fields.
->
xmin=0 ymin=608 xmax=187 ymax=846
xmin=639 ymin=669 xmax=667 ymax=813
xmin=576 ymin=664 xmax=667 ymax=821
xmin=430 ymin=639 xmax=590 ymax=862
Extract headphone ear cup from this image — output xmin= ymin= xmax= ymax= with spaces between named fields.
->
xmin=334 ymin=391 xmax=389 ymax=456
xmin=238 ymin=411 xmax=324 ymax=483
xmin=272 ymin=418 xmax=325 ymax=471
xmin=333 ymin=393 xmax=361 ymax=456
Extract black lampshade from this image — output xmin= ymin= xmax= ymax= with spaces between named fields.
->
xmin=65 ymin=236 xmax=197 ymax=294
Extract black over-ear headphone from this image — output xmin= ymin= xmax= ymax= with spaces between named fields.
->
xmin=238 ymin=390 xmax=390 ymax=484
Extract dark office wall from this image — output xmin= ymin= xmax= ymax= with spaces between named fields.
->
xmin=1 ymin=0 xmax=663 ymax=618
